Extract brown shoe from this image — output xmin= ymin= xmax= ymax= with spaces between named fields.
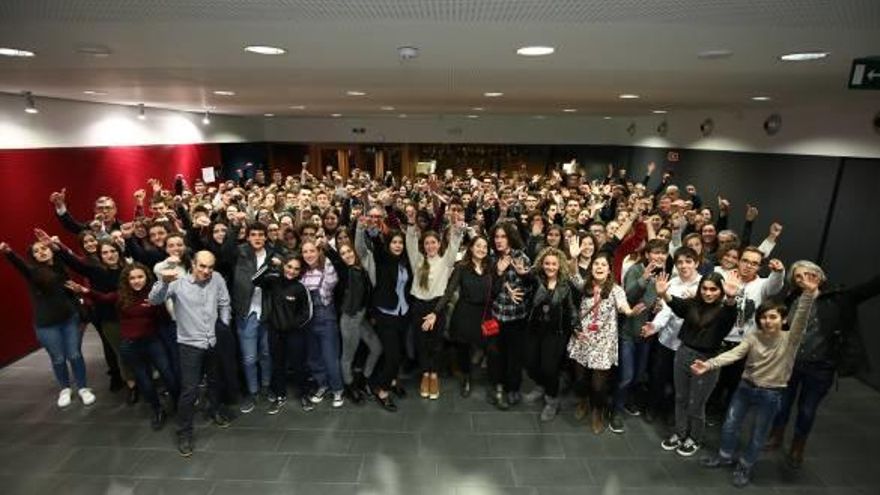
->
xmin=591 ymin=409 xmax=605 ymax=435
xmin=428 ymin=374 xmax=440 ymax=400
xmin=419 ymin=374 xmax=430 ymax=398
xmin=763 ymin=426 xmax=784 ymax=451
xmin=787 ymin=436 xmax=806 ymax=469
xmin=574 ymin=399 xmax=590 ymax=421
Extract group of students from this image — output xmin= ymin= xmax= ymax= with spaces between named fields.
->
xmin=2 ymin=162 xmax=877 ymax=487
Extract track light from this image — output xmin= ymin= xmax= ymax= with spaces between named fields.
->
xmin=202 ymin=110 xmax=211 ymax=125
xmin=137 ymin=103 xmax=146 ymax=120
xmin=23 ymin=91 xmax=38 ymax=114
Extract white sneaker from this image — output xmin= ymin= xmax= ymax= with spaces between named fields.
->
xmin=331 ymin=391 xmax=344 ymax=408
xmin=78 ymin=387 xmax=96 ymax=406
xmin=57 ymin=388 xmax=72 ymax=408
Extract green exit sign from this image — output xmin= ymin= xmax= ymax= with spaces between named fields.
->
xmin=849 ymin=57 xmax=880 ymax=90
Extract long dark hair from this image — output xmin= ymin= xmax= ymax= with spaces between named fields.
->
xmin=458 ymin=235 xmax=490 ymax=274
xmin=582 ymin=251 xmax=615 ymax=299
xmin=490 ymin=221 xmax=524 ymax=252
xmin=690 ymin=272 xmax=727 ymax=328
xmin=117 ymin=263 xmax=154 ymax=311
xmin=417 ymin=230 xmax=442 ymax=289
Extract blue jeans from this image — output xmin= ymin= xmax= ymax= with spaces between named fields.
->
xmin=237 ymin=313 xmax=271 ymax=396
xmin=35 ymin=315 xmax=87 ymax=389
xmin=614 ymin=337 xmax=652 ymax=412
xmin=773 ymin=361 xmax=835 ymax=439
xmin=119 ymin=336 xmax=180 ymax=412
xmin=718 ymin=380 xmax=784 ymax=467
xmin=306 ymin=304 xmax=343 ymax=393
xmin=157 ymin=320 xmax=181 ymax=385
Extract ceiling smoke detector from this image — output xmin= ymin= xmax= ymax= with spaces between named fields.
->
xmin=398 ymin=46 xmax=420 ymax=61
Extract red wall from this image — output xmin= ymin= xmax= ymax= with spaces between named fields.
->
xmin=0 ymin=143 xmax=221 ymax=366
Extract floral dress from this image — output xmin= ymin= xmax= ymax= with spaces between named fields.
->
xmin=567 ymin=285 xmax=629 ymax=370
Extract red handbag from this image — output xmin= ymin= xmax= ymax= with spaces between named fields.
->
xmin=480 ymin=273 xmax=500 ymax=337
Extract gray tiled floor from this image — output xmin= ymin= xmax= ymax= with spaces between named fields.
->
xmin=1 ymin=330 xmax=879 ymax=495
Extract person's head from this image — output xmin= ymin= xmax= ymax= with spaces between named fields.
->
xmin=299 ymin=223 xmax=318 ymax=244
xmin=658 ymin=196 xmax=672 ymax=215
xmin=673 ymin=247 xmax=699 ymax=280
xmin=461 ymin=235 xmax=489 ymax=271
xmin=165 ymin=233 xmax=187 ymax=258
xmin=565 ymin=199 xmax=580 ymax=217
xmin=266 ymin=223 xmax=281 ymax=242
xmin=789 ymin=260 xmax=826 ymax=292
xmin=385 ymin=230 xmax=405 ymax=257
xmin=334 ymin=228 xmax=351 ymax=246
xmin=301 ymin=241 xmax=323 ymax=268
xmin=192 ymin=251 xmax=216 ymax=283
xmin=738 ymin=246 xmax=765 ymax=282
xmin=246 ymin=222 xmax=268 ymax=251
xmin=717 ymin=229 xmax=738 ymax=245
xmin=492 ymin=222 xmax=523 ymax=254
xmin=589 ymin=222 xmax=607 ymax=245
xmin=338 ymin=242 xmax=361 ymax=267
xmin=545 ymin=225 xmax=563 ymax=248
xmin=97 ymin=240 xmax=121 ymax=268
xmin=525 ymin=195 xmax=539 ymax=212
xmin=756 ymin=299 xmax=788 ymax=333
xmin=644 ymin=238 xmax=669 ymax=266
xmin=535 ymin=247 xmax=568 ymax=281
xmin=579 ymin=234 xmax=597 ymax=262
xmin=700 ymin=224 xmax=717 ymax=246
xmin=717 ymin=242 xmax=741 ymax=271
xmin=316 ymin=191 xmax=330 ymax=210
xmin=420 ymin=231 xmax=442 ymax=258
xmin=147 ymin=223 xmax=168 ymax=249
xmin=78 ymin=231 xmax=98 ymax=255
xmin=577 ymin=209 xmax=591 ymax=224
xmin=322 ymin=210 xmax=339 ymax=231
xmin=684 ymin=232 xmax=703 ymax=256
xmin=94 ymin=196 xmax=117 ymax=221
xmin=590 ymin=252 xmax=613 ymax=282
xmin=700 ymin=207 xmax=713 ymax=222
xmin=546 ymin=203 xmax=559 ymax=218
xmin=150 ymin=197 xmax=169 ymax=217
xmin=282 ymin=255 xmax=302 ymax=280
xmin=212 ymin=222 xmax=228 ymax=244
xmin=122 ymin=263 xmax=152 ymax=293
xmin=29 ymin=241 xmax=54 ymax=264
xmin=656 ymin=226 xmax=672 ymax=243
xmin=281 ymin=227 xmax=299 ymax=250
xmin=698 ymin=272 xmax=726 ymax=304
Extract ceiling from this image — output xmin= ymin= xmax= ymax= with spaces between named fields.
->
xmin=1 ymin=0 xmax=879 ymax=118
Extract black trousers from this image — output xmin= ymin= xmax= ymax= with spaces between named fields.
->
xmin=524 ymin=328 xmax=569 ymax=398
xmin=269 ymin=328 xmax=310 ymax=399
xmin=487 ymin=319 xmax=527 ymax=392
xmin=93 ymin=320 xmax=122 ymax=383
xmin=177 ymin=343 xmax=222 ymax=438
xmin=648 ymin=343 xmax=676 ymax=415
xmin=411 ymin=298 xmax=442 ymax=373
xmin=373 ymin=311 xmax=409 ymax=389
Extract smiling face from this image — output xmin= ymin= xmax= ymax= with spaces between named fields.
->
xmin=31 ymin=242 xmax=54 ymax=264
xmin=99 ymin=243 xmax=120 ymax=267
xmin=283 ymin=258 xmax=302 ymax=280
xmin=542 ymin=253 xmax=560 ymax=280
xmin=388 ymin=234 xmax=405 ymax=256
xmin=579 ymin=236 xmax=595 ymax=260
xmin=301 ymin=242 xmax=319 ymax=267
xmin=758 ymin=308 xmax=784 ymax=333
xmin=128 ymin=268 xmax=148 ymax=292
xmin=148 ymin=225 xmax=168 ymax=248
xmin=423 ymin=234 xmax=441 ymax=258
xmin=471 ymin=238 xmax=488 ymax=261
xmin=699 ymin=279 xmax=722 ymax=304
xmin=165 ymin=236 xmax=185 ymax=258
xmin=546 ymin=228 xmax=561 ymax=248
xmin=212 ymin=224 xmax=228 ymax=244
xmin=339 ymin=243 xmax=357 ymax=266
xmin=81 ymin=234 xmax=98 ymax=254
xmin=591 ymin=256 xmax=610 ymax=282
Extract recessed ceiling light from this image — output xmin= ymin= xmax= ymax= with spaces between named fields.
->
xmin=380 ymin=106 xmax=395 ymax=111
xmin=243 ymin=45 xmax=286 ymax=55
xmin=83 ymin=90 xmax=107 ymax=96
xmin=471 ymin=107 xmax=485 ymax=111
xmin=533 ymin=115 xmax=546 ymax=120
xmin=346 ymin=90 xmax=367 ymax=96
xmin=698 ymin=49 xmax=733 ymax=60
xmin=264 ymin=113 xmax=275 ymax=117
xmin=562 ymin=108 xmax=577 ymax=113
xmin=751 ymin=96 xmax=772 ymax=101
xmin=289 ymin=105 xmax=306 ymax=110
xmin=779 ymin=51 xmax=829 ymax=61
xmin=76 ymin=45 xmax=112 ymax=57
xmin=398 ymin=114 xmax=408 ymax=118
xmin=603 ymin=116 xmax=613 ymax=120
xmin=467 ymin=115 xmax=479 ymax=119
xmin=213 ymin=90 xmax=235 ymax=96
xmin=331 ymin=113 xmax=342 ymax=117
xmin=0 ymin=47 xmax=35 ymax=57
xmin=484 ymin=92 xmax=504 ymax=97
xmin=619 ymin=94 xmax=640 ymax=99
xmin=516 ymin=46 xmax=555 ymax=56
xmin=652 ymin=110 xmax=668 ymax=114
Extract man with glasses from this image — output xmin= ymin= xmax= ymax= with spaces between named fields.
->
xmin=149 ymin=250 xmax=233 ymax=457
xmin=49 ymin=188 xmax=120 ymax=236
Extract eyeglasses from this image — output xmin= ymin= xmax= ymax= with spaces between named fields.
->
xmin=739 ymin=259 xmax=761 ymax=267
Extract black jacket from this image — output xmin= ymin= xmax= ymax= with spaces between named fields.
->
xmin=226 ymin=242 xmax=279 ymax=319
xmin=325 ymin=246 xmax=371 ymax=316
xmin=368 ymin=234 xmax=412 ymax=312
xmin=526 ymin=275 xmax=580 ymax=335
xmin=252 ymin=266 xmax=312 ymax=332
xmin=668 ymin=296 xmax=737 ymax=354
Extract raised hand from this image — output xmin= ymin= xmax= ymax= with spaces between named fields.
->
xmin=567 ymin=236 xmax=580 ymax=259
xmin=654 ymin=272 xmax=670 ymax=298
xmin=722 ymin=271 xmax=742 ymax=297
xmin=512 ymin=257 xmax=529 ymax=276
xmin=690 ymin=359 xmax=711 ymax=376
xmin=505 ymin=283 xmax=525 ymax=304
xmin=49 ymin=188 xmax=67 ymax=208
xmin=745 ymin=204 xmax=759 ymax=222
xmin=768 ymin=258 xmax=785 ymax=273
xmin=0 ymin=242 xmax=10 ymax=253
xmin=646 ymin=161 xmax=656 ymax=176
xmin=133 ymin=189 xmax=146 ymax=204
xmin=717 ymin=195 xmax=730 ymax=214
xmin=800 ymin=270 xmax=821 ymax=295
xmin=769 ymin=222 xmax=783 ymax=239
xmin=496 ymin=255 xmax=512 ymax=274
xmin=158 ymin=269 xmax=179 ymax=283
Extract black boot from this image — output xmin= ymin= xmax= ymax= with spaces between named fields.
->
xmin=460 ymin=376 xmax=472 ymax=398
xmin=150 ymin=408 xmax=167 ymax=431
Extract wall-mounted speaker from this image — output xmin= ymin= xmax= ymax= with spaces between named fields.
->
xmin=657 ymin=120 xmax=668 ymax=137
xmin=763 ymin=114 xmax=782 ymax=136
xmin=700 ymin=118 xmax=714 ymax=137
xmin=627 ymin=122 xmax=637 ymax=136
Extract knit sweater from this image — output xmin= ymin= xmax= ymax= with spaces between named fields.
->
xmin=405 ymin=225 xmax=463 ymax=301
xmin=706 ymin=292 xmax=815 ymax=388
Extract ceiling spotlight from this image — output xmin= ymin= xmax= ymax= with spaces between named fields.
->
xmin=516 ymin=46 xmax=555 ymax=57
xmin=380 ymin=106 xmax=395 ymax=111
xmin=562 ymin=108 xmax=577 ymax=113
xmin=751 ymin=96 xmax=772 ymax=101
xmin=397 ymin=46 xmax=420 ymax=60
xmin=0 ymin=47 xmax=35 ymax=57
xmin=697 ymin=49 xmax=733 ymax=60
xmin=652 ymin=110 xmax=668 ymax=114
xmin=346 ymin=90 xmax=367 ymax=96
xmin=23 ymin=91 xmax=38 ymax=114
xmin=137 ymin=103 xmax=146 ymax=120
xmin=603 ymin=116 xmax=613 ymax=120
xmin=483 ymin=92 xmax=504 ymax=97
xmin=331 ymin=113 xmax=342 ymax=118
xmin=76 ymin=45 xmax=112 ymax=57
xmin=213 ymin=90 xmax=235 ymax=96
xmin=619 ymin=94 xmax=640 ymax=99
xmin=398 ymin=114 xmax=408 ymax=118
xmin=202 ymin=110 xmax=211 ymax=125
xmin=289 ymin=105 xmax=306 ymax=110
xmin=264 ymin=113 xmax=275 ymax=117
xmin=466 ymin=115 xmax=479 ymax=119
xmin=779 ymin=51 xmax=828 ymax=61
xmin=243 ymin=45 xmax=286 ymax=55
xmin=83 ymin=90 xmax=107 ymax=95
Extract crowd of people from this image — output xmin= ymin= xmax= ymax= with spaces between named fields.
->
xmin=2 ymin=162 xmax=878 ymax=487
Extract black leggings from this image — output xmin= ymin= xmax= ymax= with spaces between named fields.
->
xmin=575 ymin=364 xmax=612 ymax=412
xmin=373 ymin=311 xmax=408 ymax=389
xmin=524 ymin=328 xmax=569 ymax=398
xmin=411 ymin=298 xmax=442 ymax=373
xmin=488 ymin=319 xmax=527 ymax=392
